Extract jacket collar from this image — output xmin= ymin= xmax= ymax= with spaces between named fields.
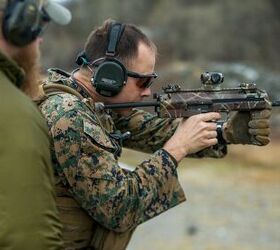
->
xmin=0 ymin=50 xmax=25 ymax=88
xmin=47 ymin=68 xmax=91 ymax=99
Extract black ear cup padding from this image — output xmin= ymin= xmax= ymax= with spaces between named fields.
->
xmin=90 ymin=22 xmax=127 ymax=97
xmin=93 ymin=59 xmax=127 ymax=97
xmin=2 ymin=0 xmax=41 ymax=46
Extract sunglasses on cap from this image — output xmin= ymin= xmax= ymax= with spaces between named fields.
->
xmin=127 ymin=70 xmax=158 ymax=88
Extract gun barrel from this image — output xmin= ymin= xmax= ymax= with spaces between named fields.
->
xmin=104 ymin=100 xmax=280 ymax=110
xmin=104 ymin=101 xmax=159 ymax=109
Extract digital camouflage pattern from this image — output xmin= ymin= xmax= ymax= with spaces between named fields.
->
xmin=38 ymin=68 xmax=227 ymax=247
xmin=39 ymin=69 xmax=187 ymax=231
xmin=113 ymin=109 xmax=227 ymax=158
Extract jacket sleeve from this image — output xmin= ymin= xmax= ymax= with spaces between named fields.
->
xmin=113 ymin=109 xmax=227 ymax=158
xmin=42 ymin=97 xmax=186 ymax=232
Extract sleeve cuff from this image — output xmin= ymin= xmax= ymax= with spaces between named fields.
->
xmin=160 ymin=148 xmax=178 ymax=168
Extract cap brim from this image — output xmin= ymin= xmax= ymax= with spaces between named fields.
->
xmin=43 ymin=0 xmax=72 ymax=25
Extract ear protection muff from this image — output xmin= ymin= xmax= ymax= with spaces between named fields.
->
xmin=91 ymin=22 xmax=127 ymax=97
xmin=2 ymin=0 xmax=48 ymax=46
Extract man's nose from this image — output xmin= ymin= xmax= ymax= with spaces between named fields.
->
xmin=141 ymin=87 xmax=152 ymax=97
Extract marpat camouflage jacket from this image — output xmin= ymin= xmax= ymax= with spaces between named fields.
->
xmin=39 ymin=68 xmax=227 ymax=232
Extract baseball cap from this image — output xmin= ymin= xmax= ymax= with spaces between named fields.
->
xmin=42 ymin=0 xmax=71 ymax=25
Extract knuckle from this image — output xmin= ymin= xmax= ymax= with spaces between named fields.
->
xmin=212 ymin=131 xmax=218 ymax=137
xmin=209 ymin=138 xmax=218 ymax=146
xmin=209 ymin=122 xmax=217 ymax=130
xmin=200 ymin=125 xmax=208 ymax=134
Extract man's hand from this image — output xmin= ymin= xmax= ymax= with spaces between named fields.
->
xmin=223 ymin=99 xmax=272 ymax=146
xmin=164 ymin=112 xmax=221 ymax=162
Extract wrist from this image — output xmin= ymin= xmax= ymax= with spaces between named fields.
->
xmin=163 ymin=143 xmax=188 ymax=163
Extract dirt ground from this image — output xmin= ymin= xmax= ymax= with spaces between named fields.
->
xmin=120 ymin=143 xmax=280 ymax=250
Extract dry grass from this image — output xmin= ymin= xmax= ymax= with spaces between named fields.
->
xmin=122 ymin=140 xmax=280 ymax=168
xmin=226 ymin=141 xmax=280 ymax=168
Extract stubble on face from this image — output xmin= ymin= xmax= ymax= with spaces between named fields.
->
xmin=12 ymin=42 xmax=41 ymax=98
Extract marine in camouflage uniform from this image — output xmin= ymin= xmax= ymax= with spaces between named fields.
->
xmin=38 ymin=20 xmax=271 ymax=250
xmin=38 ymin=68 xmax=227 ymax=249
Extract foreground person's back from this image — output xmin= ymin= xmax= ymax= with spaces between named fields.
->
xmin=0 ymin=51 xmax=63 ymax=249
xmin=0 ymin=0 xmax=72 ymax=248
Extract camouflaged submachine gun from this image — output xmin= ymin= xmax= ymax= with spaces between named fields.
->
xmin=104 ymin=72 xmax=280 ymax=118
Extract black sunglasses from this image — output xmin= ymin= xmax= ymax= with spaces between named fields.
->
xmin=127 ymin=70 xmax=158 ymax=88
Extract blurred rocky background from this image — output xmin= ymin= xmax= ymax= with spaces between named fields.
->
xmin=44 ymin=0 xmax=280 ymax=72
xmin=43 ymin=0 xmax=280 ymax=130
xmin=43 ymin=1 xmax=280 ymax=249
